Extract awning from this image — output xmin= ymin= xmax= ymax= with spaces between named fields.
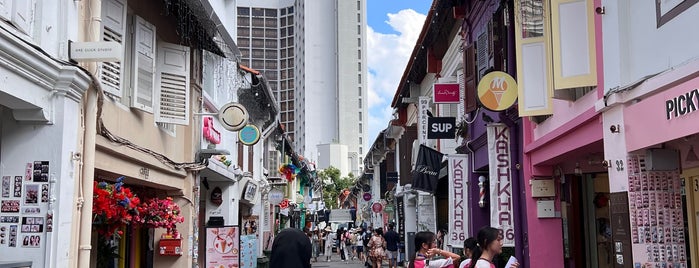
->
xmin=411 ymin=145 xmax=444 ymax=193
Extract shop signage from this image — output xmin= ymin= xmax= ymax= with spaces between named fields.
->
xmin=268 ymin=189 xmax=284 ymax=205
xmin=218 ymin=102 xmax=248 ymax=131
xmin=665 ymin=88 xmax=699 ymax=120
xmin=203 ymin=117 xmax=221 ymax=144
xmin=205 ymin=226 xmax=239 ymax=267
xmin=478 ymin=71 xmax=518 ymax=111
xmin=242 ymin=182 xmax=257 ymax=202
xmin=418 ymin=96 xmax=430 ymax=145
xmin=69 ymin=41 xmax=122 ymax=62
xmin=427 ymin=117 xmax=456 ymax=139
xmin=487 ymin=124 xmax=515 ymax=247
xmin=609 ymin=192 xmax=632 ymax=268
xmin=386 ymin=172 xmax=398 ymax=183
xmin=396 ymin=197 xmax=405 ymax=242
xmin=329 ymin=209 xmax=352 ymax=223
xmin=372 ymin=202 xmax=383 ymax=213
xmin=448 ymin=154 xmax=469 ymax=248
xmin=363 ymin=193 xmax=372 ymax=201
xmin=238 ymin=125 xmax=261 ymax=146
xmin=433 ymin=83 xmax=460 ymax=103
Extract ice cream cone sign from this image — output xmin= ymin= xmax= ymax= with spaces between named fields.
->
xmin=477 ymin=71 xmax=518 ymax=111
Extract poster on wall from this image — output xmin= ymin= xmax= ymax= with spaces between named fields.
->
xmin=25 ymin=163 xmax=32 ymax=181
xmin=13 ymin=176 xmax=22 ymax=197
xmin=239 ymin=234 xmax=258 ymax=268
xmin=242 ymin=215 xmax=258 ymax=235
xmin=0 ymin=216 xmax=19 ymax=223
xmin=24 ymin=184 xmax=38 ymax=205
xmin=21 ymin=234 xmax=41 ymax=248
xmin=32 ymin=161 xmax=49 ymax=182
xmin=1 ymin=200 xmax=20 ymax=213
xmin=487 ymin=124 xmax=515 ymax=247
xmin=206 ymin=226 xmax=239 ymax=267
xmin=41 ymin=184 xmax=49 ymax=203
xmin=2 ymin=176 xmax=10 ymax=197
xmin=8 ymin=225 xmax=17 ymax=247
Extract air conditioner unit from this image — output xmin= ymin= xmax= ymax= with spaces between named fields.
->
xmin=645 ymin=149 xmax=679 ymax=171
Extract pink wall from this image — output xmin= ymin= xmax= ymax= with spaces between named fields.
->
xmin=624 ymin=75 xmax=699 ymax=152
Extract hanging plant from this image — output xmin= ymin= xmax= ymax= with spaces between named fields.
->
xmin=92 ymin=177 xmax=140 ymax=239
xmin=135 ymin=197 xmax=185 ymax=238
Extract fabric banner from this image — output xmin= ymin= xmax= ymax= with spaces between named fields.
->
xmin=448 ymin=154 xmax=469 ymax=248
xmin=411 ymin=145 xmax=444 ymax=193
xmin=487 ymin=124 xmax=515 ymax=247
xmin=418 ymin=96 xmax=430 ymax=145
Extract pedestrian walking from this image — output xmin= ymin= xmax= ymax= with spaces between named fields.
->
xmin=324 ymin=228 xmax=335 ymax=262
xmin=384 ymin=223 xmax=400 ymax=268
xmin=356 ymin=228 xmax=365 ymax=262
xmin=367 ymin=227 xmax=386 ymax=268
xmin=408 ymin=231 xmax=460 ymax=268
xmin=458 ymin=238 xmax=478 ymax=268
xmin=311 ymin=229 xmax=320 ymax=262
xmin=270 ymin=228 xmax=312 ymax=268
xmin=469 ymin=227 xmax=519 ymax=268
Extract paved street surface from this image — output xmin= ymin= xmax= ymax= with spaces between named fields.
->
xmin=310 ymin=255 xmax=397 ymax=268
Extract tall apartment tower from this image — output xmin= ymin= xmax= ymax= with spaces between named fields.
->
xmin=237 ymin=0 xmax=368 ymax=176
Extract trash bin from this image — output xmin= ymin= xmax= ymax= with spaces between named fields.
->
xmin=257 ymin=256 xmax=269 ymax=268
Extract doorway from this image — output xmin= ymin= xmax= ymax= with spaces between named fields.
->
xmin=562 ymin=173 xmax=612 ymax=268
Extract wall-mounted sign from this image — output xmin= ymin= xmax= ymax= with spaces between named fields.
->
xmin=371 ymin=202 xmax=383 ymax=213
xmin=69 ymin=41 xmax=122 ymax=62
xmin=218 ymin=103 xmax=248 ymax=131
xmin=427 ymin=117 xmax=456 ymax=139
xmin=477 ymin=71 xmax=518 ymax=111
xmin=268 ymin=189 xmax=284 ymax=205
xmin=665 ymin=88 xmax=699 ymax=120
xmin=203 ymin=117 xmax=221 ymax=144
xmin=238 ymin=125 xmax=261 ymax=146
xmin=243 ymin=182 xmax=257 ymax=202
xmin=363 ymin=193 xmax=372 ymax=201
xmin=433 ymin=83 xmax=460 ymax=103
xmin=487 ymin=124 xmax=515 ymax=247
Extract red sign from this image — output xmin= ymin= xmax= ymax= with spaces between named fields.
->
xmin=203 ymin=117 xmax=221 ymax=144
xmin=433 ymin=83 xmax=460 ymax=103
xmin=372 ymin=202 xmax=383 ymax=213
xmin=363 ymin=193 xmax=372 ymax=201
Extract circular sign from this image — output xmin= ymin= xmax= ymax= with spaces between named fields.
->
xmin=371 ymin=202 xmax=383 ymax=213
xmin=363 ymin=193 xmax=372 ymax=201
xmin=477 ymin=71 xmax=518 ymax=111
xmin=218 ymin=103 xmax=248 ymax=131
xmin=279 ymin=199 xmax=290 ymax=209
xmin=268 ymin=189 xmax=284 ymax=205
xmin=238 ymin=125 xmax=261 ymax=145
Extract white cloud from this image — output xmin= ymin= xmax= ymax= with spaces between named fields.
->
xmin=367 ymin=9 xmax=426 ymax=141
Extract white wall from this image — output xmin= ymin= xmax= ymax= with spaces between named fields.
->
xmin=317 ymin=143 xmax=349 ymax=176
xmin=0 ymin=98 xmax=81 ymax=268
xmin=604 ymin=1 xmax=699 ymax=91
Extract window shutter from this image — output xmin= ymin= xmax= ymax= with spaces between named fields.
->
xmin=463 ymin=45 xmax=477 ymax=113
xmin=0 ymin=0 xmax=12 ymax=22
xmin=11 ymin=0 xmax=33 ymax=35
xmin=515 ymin=0 xmax=553 ymax=116
xmin=131 ymin=16 xmax=156 ymax=112
xmin=551 ymin=0 xmax=596 ymax=89
xmin=155 ymin=42 xmax=191 ymax=126
xmin=99 ymin=0 xmax=127 ymax=97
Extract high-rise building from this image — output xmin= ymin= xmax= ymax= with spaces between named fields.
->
xmin=237 ymin=0 xmax=367 ymax=176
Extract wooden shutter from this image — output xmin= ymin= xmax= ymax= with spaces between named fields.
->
xmin=551 ymin=0 xmax=597 ymax=89
xmin=463 ymin=45 xmax=477 ymax=113
xmin=515 ymin=0 xmax=553 ymax=116
xmin=155 ymin=42 xmax=191 ymax=125
xmin=0 ymin=0 xmax=12 ymax=22
xmin=11 ymin=0 xmax=33 ymax=35
xmin=131 ymin=16 xmax=156 ymax=112
xmin=99 ymin=0 xmax=127 ymax=96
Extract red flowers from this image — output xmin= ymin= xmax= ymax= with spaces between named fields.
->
xmin=93 ymin=177 xmax=184 ymax=239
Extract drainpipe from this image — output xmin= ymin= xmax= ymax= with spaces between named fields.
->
xmin=76 ymin=0 xmax=101 ymax=267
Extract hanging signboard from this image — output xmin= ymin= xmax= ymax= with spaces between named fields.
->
xmin=206 ymin=226 xmax=239 ymax=267
xmin=69 ymin=41 xmax=122 ymax=62
xmin=427 ymin=117 xmax=456 ymax=139
xmin=487 ymin=124 xmax=515 ymax=247
xmin=418 ymin=96 xmax=430 ymax=145
xmin=238 ymin=125 xmax=261 ymax=146
xmin=478 ymin=71 xmax=518 ymax=111
xmin=448 ymin=154 xmax=469 ymax=248
xmin=433 ymin=83 xmax=460 ymax=103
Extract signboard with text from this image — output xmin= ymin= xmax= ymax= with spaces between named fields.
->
xmin=427 ymin=117 xmax=456 ymax=139
xmin=433 ymin=83 xmax=460 ymax=103
xmin=206 ymin=226 xmax=239 ymax=267
xmin=487 ymin=124 xmax=515 ymax=247
xmin=448 ymin=154 xmax=469 ymax=248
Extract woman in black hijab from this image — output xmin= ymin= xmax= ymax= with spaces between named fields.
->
xmin=270 ymin=228 xmax=312 ymax=268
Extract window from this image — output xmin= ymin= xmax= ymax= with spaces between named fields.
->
xmin=358 ymin=62 xmax=361 ymax=72
xmin=358 ymin=25 xmax=361 ymax=35
xmin=358 ymin=38 xmax=361 ymax=47
xmin=252 ymin=8 xmax=264 ymax=16
xmin=359 ymin=137 xmax=362 ymax=144
xmin=359 ymin=147 xmax=363 ymax=154
xmin=357 ymin=13 xmax=361 ymax=23
xmin=359 ymin=124 xmax=362 ymax=133
xmin=357 ymin=1 xmax=361 ymax=10
xmin=358 ymin=74 xmax=361 ymax=83
xmin=358 ymin=50 xmax=361 ymax=59
xmin=358 ymin=100 xmax=362 ymax=109
xmin=238 ymin=7 xmax=250 ymax=15
xmin=359 ymin=111 xmax=362 ymax=119
xmin=358 ymin=87 xmax=361 ymax=96
xmin=237 ymin=17 xmax=249 ymax=26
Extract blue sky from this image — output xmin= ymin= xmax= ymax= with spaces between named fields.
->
xmin=365 ymin=0 xmax=431 ymax=144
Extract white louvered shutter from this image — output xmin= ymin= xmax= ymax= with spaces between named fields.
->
xmin=0 ymin=0 xmax=12 ymax=22
xmin=131 ymin=16 xmax=156 ymax=112
xmin=155 ymin=42 xmax=190 ymax=126
xmin=11 ymin=0 xmax=33 ymax=35
xmin=99 ymin=0 xmax=126 ymax=97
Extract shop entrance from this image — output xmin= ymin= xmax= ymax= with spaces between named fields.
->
xmin=562 ymin=173 xmax=612 ymax=268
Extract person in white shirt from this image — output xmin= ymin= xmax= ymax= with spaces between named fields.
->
xmin=324 ymin=230 xmax=335 ymax=262
xmin=458 ymin=237 xmax=478 ymax=268
xmin=408 ymin=231 xmax=460 ymax=268
xmin=468 ymin=227 xmax=519 ymax=268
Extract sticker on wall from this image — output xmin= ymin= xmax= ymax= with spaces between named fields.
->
xmin=23 ymin=207 xmax=40 ymax=214
xmin=1 ymin=200 xmax=20 ymax=213
xmin=2 ymin=176 xmax=10 ymax=198
xmin=46 ymin=212 xmax=53 ymax=232
xmin=24 ymin=184 xmax=38 ymax=205
xmin=8 ymin=225 xmax=17 ymax=247
xmin=33 ymin=161 xmax=49 ymax=182
xmin=13 ymin=176 xmax=22 ymax=197
xmin=41 ymin=184 xmax=49 ymax=203
xmin=0 ymin=216 xmax=19 ymax=223
xmin=25 ymin=163 xmax=32 ymax=181
xmin=21 ymin=234 xmax=40 ymax=248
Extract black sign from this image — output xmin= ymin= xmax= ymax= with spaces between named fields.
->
xmin=427 ymin=117 xmax=456 ymax=139
xmin=387 ymin=172 xmax=398 ymax=183
xmin=610 ymin=192 xmax=632 ymax=268
xmin=411 ymin=145 xmax=444 ymax=193
xmin=396 ymin=196 xmax=405 ymax=245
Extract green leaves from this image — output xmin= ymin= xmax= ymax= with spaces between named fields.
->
xmin=318 ymin=166 xmax=356 ymax=209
